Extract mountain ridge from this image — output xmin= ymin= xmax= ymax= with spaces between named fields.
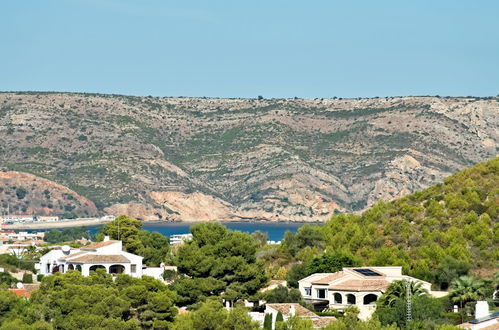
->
xmin=0 ymin=92 xmax=497 ymax=221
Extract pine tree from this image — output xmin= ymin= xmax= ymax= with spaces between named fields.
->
xmin=263 ymin=313 xmax=272 ymax=330
xmin=276 ymin=311 xmax=284 ymax=323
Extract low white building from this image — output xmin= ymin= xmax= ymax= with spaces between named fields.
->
xmin=38 ymin=237 xmax=145 ymax=278
xmin=299 ymin=266 xmax=432 ymax=320
xmin=457 ymin=301 xmax=499 ymax=329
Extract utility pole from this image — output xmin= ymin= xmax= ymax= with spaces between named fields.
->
xmin=406 ymin=281 xmax=412 ymax=323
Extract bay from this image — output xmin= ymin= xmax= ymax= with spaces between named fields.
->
xmin=83 ymin=221 xmax=312 ymax=242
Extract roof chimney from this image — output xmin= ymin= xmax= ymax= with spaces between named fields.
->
xmin=289 ymin=304 xmax=295 ymax=316
xmin=475 ymin=301 xmax=489 ymax=319
xmin=104 ymin=236 xmax=110 ymax=242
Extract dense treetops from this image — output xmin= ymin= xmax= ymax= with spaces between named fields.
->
xmin=174 ymin=222 xmax=268 ymax=305
xmin=43 ymin=227 xmax=93 ymax=244
xmin=280 ymin=157 xmax=498 ymax=288
xmin=100 ymin=215 xmax=170 ymax=266
xmin=0 ymin=270 xmax=177 ymax=329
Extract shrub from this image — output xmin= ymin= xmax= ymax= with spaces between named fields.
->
xmin=22 ymin=273 xmax=33 ymax=284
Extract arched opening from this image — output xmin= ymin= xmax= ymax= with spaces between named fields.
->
xmin=346 ymin=294 xmax=356 ymax=305
xmin=75 ymin=265 xmax=82 ymax=272
xmin=60 ymin=264 xmax=65 ymax=273
xmin=334 ymin=293 xmax=342 ymax=304
xmin=363 ymin=294 xmax=378 ymax=305
xmin=109 ymin=264 xmax=125 ymax=275
xmin=68 ymin=264 xmax=74 ymax=270
xmin=89 ymin=265 xmax=106 ymax=272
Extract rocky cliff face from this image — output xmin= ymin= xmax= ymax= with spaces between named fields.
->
xmin=0 ymin=92 xmax=497 ymax=221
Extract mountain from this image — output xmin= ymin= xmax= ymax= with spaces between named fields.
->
xmin=322 ymin=156 xmax=498 ymax=278
xmin=0 ymin=92 xmax=497 ymax=221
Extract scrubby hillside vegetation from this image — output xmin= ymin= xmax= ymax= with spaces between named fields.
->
xmin=0 ymin=92 xmax=497 ymax=221
xmin=277 ymin=157 xmax=498 ymax=289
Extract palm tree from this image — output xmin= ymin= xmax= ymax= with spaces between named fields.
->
xmin=450 ymin=275 xmax=486 ymax=309
xmin=378 ymin=279 xmax=428 ymax=307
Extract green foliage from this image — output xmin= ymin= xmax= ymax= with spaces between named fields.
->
xmin=15 ymin=187 xmax=27 ymax=200
xmin=320 ymin=157 xmax=499 ymax=279
xmin=449 ymin=275 xmax=488 ymax=308
xmin=276 ymin=310 xmax=284 ymax=323
xmin=22 ymin=273 xmax=33 ymax=284
xmin=0 ymin=254 xmax=36 ymax=273
xmin=174 ymin=223 xmax=268 ymax=306
xmin=375 ymin=294 xmax=448 ymax=328
xmin=306 ymin=251 xmax=360 ymax=274
xmin=101 ymin=215 xmax=170 ymax=266
xmin=173 ymin=297 xmax=259 ymax=330
xmin=275 ymin=314 xmax=313 ymax=330
xmin=263 ymin=313 xmax=272 ymax=330
xmin=377 ymin=279 xmax=428 ymax=307
xmin=43 ymin=227 xmax=93 ymax=244
xmin=262 ymin=285 xmax=303 ymax=304
xmin=0 ymin=272 xmax=18 ymax=288
xmin=0 ymin=270 xmax=177 ymax=329
xmin=434 ymin=256 xmax=471 ymax=290
xmin=286 ymin=263 xmax=308 ymax=288
xmin=281 ymin=225 xmax=325 ymax=256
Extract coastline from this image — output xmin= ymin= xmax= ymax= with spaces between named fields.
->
xmin=2 ymin=218 xmax=114 ymax=230
xmin=1 ymin=217 xmax=322 ymax=230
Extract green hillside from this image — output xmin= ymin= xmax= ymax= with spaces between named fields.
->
xmin=322 ymin=157 xmax=498 ymax=285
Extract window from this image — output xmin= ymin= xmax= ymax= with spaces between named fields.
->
xmin=347 ymin=294 xmax=356 ymax=305
xmin=131 ymin=264 xmax=136 ymax=273
xmin=334 ymin=293 xmax=342 ymax=304
xmin=304 ymin=287 xmax=311 ymax=296
xmin=316 ymin=289 xmax=327 ymax=299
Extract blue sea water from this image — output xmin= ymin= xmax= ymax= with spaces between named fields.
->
xmin=83 ymin=221 xmax=314 ymax=242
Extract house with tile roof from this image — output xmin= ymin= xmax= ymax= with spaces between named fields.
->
xmin=37 ymin=236 xmax=144 ymax=278
xmin=299 ymin=266 xmax=432 ymax=320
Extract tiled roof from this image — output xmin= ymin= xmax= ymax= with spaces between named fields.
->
xmin=312 ymin=272 xmax=345 ymax=284
xmin=9 ymin=288 xmax=31 ymax=298
xmin=68 ymin=254 xmax=130 ymax=263
xmin=312 ymin=317 xmax=337 ymax=328
xmin=81 ymin=240 xmax=119 ymax=250
xmin=8 ymin=284 xmax=39 ymax=298
xmin=266 ymin=303 xmax=316 ymax=318
xmin=329 ymin=279 xmax=390 ymax=291
xmin=58 ymin=251 xmax=86 ymax=261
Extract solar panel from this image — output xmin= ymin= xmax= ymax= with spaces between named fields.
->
xmin=353 ymin=268 xmax=382 ymax=276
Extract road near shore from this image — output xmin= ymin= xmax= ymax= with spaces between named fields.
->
xmin=2 ymin=218 xmax=113 ymax=230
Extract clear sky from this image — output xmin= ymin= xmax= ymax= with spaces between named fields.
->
xmin=1 ymin=0 xmax=498 ymax=98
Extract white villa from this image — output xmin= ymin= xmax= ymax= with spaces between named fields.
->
xmin=299 ymin=266 xmax=432 ymax=320
xmin=38 ymin=236 xmax=147 ymax=278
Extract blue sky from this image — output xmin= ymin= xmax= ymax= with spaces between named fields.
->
xmin=1 ymin=0 xmax=498 ymax=98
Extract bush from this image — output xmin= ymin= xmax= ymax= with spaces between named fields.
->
xmin=16 ymin=187 xmax=27 ymax=200
xmin=37 ymin=274 xmax=44 ymax=282
xmin=22 ymin=273 xmax=33 ymax=284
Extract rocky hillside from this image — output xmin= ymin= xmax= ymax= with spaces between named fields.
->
xmin=0 ymin=171 xmax=98 ymax=218
xmin=0 ymin=92 xmax=497 ymax=221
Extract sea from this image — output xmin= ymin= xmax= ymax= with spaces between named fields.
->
xmin=82 ymin=221 xmax=315 ymax=242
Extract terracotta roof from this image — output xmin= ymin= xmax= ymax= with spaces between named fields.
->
xmin=58 ymin=251 xmax=86 ymax=261
xmin=329 ymin=279 xmax=390 ymax=291
xmin=266 ymin=303 xmax=316 ymax=318
xmin=312 ymin=317 xmax=337 ymax=328
xmin=9 ymin=288 xmax=31 ymax=298
xmin=312 ymin=272 xmax=345 ymax=284
xmin=82 ymin=240 xmax=119 ymax=250
xmin=8 ymin=284 xmax=39 ymax=298
xmin=68 ymin=254 xmax=130 ymax=263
